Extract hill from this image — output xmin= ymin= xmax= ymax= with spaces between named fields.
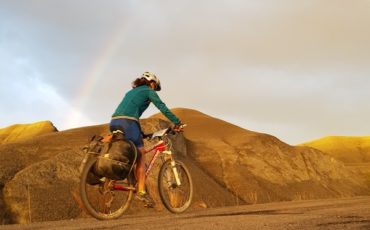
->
xmin=300 ymin=135 xmax=370 ymax=197
xmin=154 ymin=109 xmax=370 ymax=203
xmin=0 ymin=108 xmax=369 ymax=224
xmin=0 ymin=121 xmax=57 ymax=145
xmin=300 ymin=136 xmax=370 ymax=163
xmin=0 ymin=117 xmax=236 ymax=224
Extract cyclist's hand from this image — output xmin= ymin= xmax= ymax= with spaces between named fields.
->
xmin=173 ymin=123 xmax=186 ymax=132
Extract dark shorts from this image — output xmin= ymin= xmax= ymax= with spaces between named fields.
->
xmin=109 ymin=118 xmax=144 ymax=148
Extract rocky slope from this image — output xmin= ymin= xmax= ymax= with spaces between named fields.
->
xmin=300 ymin=135 xmax=370 ymax=197
xmin=154 ymin=109 xmax=370 ymax=203
xmin=1 ymin=109 xmax=369 ymax=224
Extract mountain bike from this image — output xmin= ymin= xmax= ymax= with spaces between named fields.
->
xmin=79 ymin=126 xmax=193 ymax=220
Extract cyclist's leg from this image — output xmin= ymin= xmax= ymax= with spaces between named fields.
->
xmin=135 ymin=147 xmax=155 ymax=207
xmin=136 ymin=147 xmax=146 ymax=193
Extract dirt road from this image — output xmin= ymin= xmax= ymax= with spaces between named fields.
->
xmin=1 ymin=196 xmax=370 ymax=230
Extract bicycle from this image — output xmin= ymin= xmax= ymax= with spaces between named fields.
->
xmin=79 ymin=125 xmax=193 ymax=220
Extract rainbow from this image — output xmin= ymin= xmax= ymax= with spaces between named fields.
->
xmin=64 ymin=17 xmax=133 ymax=129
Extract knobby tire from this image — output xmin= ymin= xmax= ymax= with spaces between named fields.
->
xmin=158 ymin=159 xmax=193 ymax=213
xmin=79 ymin=157 xmax=133 ymax=220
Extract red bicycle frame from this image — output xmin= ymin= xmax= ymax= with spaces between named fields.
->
xmin=112 ymin=139 xmax=169 ymax=191
xmin=144 ymin=140 xmax=167 ymax=177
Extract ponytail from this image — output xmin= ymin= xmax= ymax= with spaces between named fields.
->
xmin=132 ymin=77 xmax=150 ymax=88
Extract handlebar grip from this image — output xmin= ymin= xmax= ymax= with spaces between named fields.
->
xmin=172 ymin=123 xmax=187 ymax=133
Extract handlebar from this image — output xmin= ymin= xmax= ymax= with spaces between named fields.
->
xmin=143 ymin=124 xmax=187 ymax=140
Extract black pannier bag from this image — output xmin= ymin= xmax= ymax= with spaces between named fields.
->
xmin=94 ymin=132 xmax=137 ymax=180
xmin=80 ymin=135 xmax=104 ymax=185
xmin=80 ymin=132 xmax=137 ymax=184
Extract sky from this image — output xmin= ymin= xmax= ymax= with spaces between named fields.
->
xmin=0 ymin=0 xmax=370 ymax=144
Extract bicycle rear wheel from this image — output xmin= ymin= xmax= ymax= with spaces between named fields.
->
xmin=158 ymin=160 xmax=193 ymax=213
xmin=79 ymin=157 xmax=134 ymax=220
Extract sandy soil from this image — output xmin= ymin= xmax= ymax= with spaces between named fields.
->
xmin=1 ymin=196 xmax=369 ymax=230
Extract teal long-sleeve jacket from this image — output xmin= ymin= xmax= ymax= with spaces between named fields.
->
xmin=112 ymin=85 xmax=181 ymax=124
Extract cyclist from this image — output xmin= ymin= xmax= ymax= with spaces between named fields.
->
xmin=110 ymin=72 xmax=183 ymax=207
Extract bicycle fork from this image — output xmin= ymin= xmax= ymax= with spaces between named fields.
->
xmin=163 ymin=150 xmax=182 ymax=186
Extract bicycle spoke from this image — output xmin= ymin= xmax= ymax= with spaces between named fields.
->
xmin=80 ymin=158 xmax=134 ymax=220
xmin=158 ymin=160 xmax=193 ymax=213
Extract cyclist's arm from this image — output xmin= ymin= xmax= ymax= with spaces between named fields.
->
xmin=148 ymin=90 xmax=181 ymax=125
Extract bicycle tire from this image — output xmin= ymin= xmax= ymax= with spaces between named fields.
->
xmin=158 ymin=159 xmax=193 ymax=213
xmin=80 ymin=157 xmax=134 ymax=220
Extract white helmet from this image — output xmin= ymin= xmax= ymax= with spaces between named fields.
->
xmin=142 ymin=72 xmax=161 ymax=91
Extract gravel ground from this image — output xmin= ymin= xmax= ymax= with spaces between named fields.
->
xmin=1 ymin=196 xmax=370 ymax=230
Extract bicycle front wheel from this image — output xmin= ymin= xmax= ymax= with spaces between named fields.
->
xmin=158 ymin=159 xmax=193 ymax=213
xmin=79 ymin=157 xmax=134 ymax=220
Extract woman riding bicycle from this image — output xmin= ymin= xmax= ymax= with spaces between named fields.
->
xmin=110 ymin=72 xmax=183 ymax=207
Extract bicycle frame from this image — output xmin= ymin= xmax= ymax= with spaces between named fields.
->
xmin=144 ymin=140 xmax=166 ymax=177
xmin=145 ymin=139 xmax=182 ymax=185
xmin=112 ymin=133 xmax=181 ymax=191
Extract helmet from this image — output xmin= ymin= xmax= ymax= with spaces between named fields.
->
xmin=142 ymin=72 xmax=161 ymax=91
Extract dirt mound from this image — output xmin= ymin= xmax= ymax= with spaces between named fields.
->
xmin=0 ymin=124 xmax=108 ymax=224
xmin=0 ymin=118 xmax=237 ymax=224
xmin=300 ymin=136 xmax=370 ymax=163
xmin=1 ymin=109 xmax=369 ymax=224
xmin=300 ymin=136 xmax=370 ymax=194
xmin=0 ymin=121 xmax=57 ymax=145
xmin=154 ymin=108 xmax=370 ymax=203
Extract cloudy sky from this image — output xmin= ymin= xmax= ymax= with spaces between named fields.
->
xmin=1 ymin=0 xmax=370 ymax=144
